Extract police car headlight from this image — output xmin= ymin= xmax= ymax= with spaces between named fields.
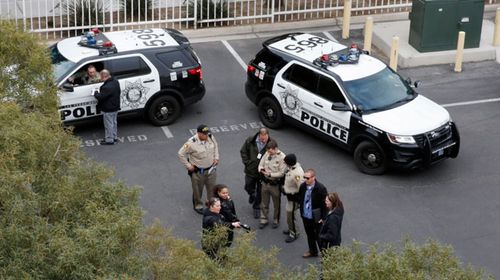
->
xmin=387 ymin=133 xmax=416 ymax=145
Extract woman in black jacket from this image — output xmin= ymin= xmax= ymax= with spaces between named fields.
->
xmin=319 ymin=192 xmax=344 ymax=250
xmin=202 ymin=197 xmax=240 ymax=259
xmin=213 ymin=184 xmax=239 ymax=246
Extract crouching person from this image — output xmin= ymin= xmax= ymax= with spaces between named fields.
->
xmin=202 ymin=197 xmax=240 ymax=259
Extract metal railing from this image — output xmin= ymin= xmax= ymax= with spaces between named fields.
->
xmin=0 ymin=0 xmax=498 ymax=39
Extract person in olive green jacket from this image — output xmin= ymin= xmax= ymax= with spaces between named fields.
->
xmin=240 ymin=128 xmax=272 ymax=219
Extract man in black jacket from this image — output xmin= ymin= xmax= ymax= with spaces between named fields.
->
xmin=93 ymin=69 xmax=121 ymax=145
xmin=239 ymin=128 xmax=272 ymax=218
xmin=298 ymin=168 xmax=328 ymax=258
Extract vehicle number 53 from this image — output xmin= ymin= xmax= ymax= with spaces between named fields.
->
xmin=284 ymin=36 xmax=329 ymax=53
xmin=133 ymin=29 xmax=166 ymax=47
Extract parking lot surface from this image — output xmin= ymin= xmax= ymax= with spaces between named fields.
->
xmin=73 ymin=28 xmax=500 ymax=276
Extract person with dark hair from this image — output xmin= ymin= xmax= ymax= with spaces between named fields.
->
xmin=240 ymin=128 xmax=273 ymax=219
xmin=298 ymin=168 xmax=328 ymax=258
xmin=282 ymin=153 xmax=304 ymax=243
xmin=213 ymin=184 xmax=239 ymax=246
xmin=319 ymin=192 xmax=344 ymax=250
xmin=93 ymin=69 xmax=120 ymax=145
xmin=178 ymin=124 xmax=219 ymax=214
xmin=257 ymin=139 xmax=286 ymax=229
xmin=202 ymin=197 xmax=240 ymax=259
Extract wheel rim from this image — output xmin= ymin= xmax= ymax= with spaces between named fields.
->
xmin=155 ymin=101 xmax=173 ymax=121
xmin=360 ymin=148 xmax=383 ymax=169
xmin=261 ymin=102 xmax=277 ymax=123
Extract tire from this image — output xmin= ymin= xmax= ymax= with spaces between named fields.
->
xmin=147 ymin=95 xmax=181 ymax=126
xmin=353 ymin=141 xmax=388 ymax=175
xmin=258 ymin=96 xmax=283 ymax=129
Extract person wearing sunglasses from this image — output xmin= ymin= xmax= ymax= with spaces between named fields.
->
xmin=298 ymin=169 xmax=328 ymax=258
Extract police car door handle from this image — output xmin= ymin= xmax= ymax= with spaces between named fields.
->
xmin=277 ymin=83 xmax=285 ymax=89
xmin=143 ymin=79 xmax=155 ymax=83
xmin=314 ymin=102 xmax=323 ymax=108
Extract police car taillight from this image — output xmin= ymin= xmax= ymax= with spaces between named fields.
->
xmin=188 ymin=66 xmax=202 ymax=80
xmin=247 ymin=65 xmax=256 ymax=73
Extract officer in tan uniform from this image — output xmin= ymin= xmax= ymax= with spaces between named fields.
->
xmin=282 ymin=154 xmax=304 ymax=243
xmin=257 ymin=139 xmax=286 ymax=229
xmin=178 ymin=124 xmax=219 ymax=214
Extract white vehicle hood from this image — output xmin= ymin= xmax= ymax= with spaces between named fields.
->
xmin=362 ymin=95 xmax=450 ymax=135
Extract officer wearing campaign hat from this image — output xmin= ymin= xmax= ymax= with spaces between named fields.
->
xmin=282 ymin=153 xmax=304 ymax=242
xmin=178 ymin=124 xmax=219 ymax=214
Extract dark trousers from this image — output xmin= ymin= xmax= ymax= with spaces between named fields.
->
xmin=302 ymin=217 xmax=321 ymax=255
xmin=244 ymin=175 xmax=262 ymax=209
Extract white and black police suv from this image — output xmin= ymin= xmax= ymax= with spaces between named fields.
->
xmin=245 ymin=33 xmax=460 ymax=175
xmin=50 ymin=28 xmax=204 ymax=126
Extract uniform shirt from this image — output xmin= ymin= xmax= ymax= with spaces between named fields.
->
xmin=283 ymin=163 xmax=304 ymax=194
xmin=178 ymin=133 xmax=219 ymax=169
xmin=257 ymin=149 xmax=286 ymax=181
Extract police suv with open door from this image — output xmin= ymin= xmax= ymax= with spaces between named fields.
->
xmin=50 ymin=28 xmax=204 ymax=126
xmin=245 ymin=33 xmax=460 ymax=175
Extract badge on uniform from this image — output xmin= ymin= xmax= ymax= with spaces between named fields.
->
xmin=295 ymin=175 xmax=301 ymax=182
xmin=257 ymin=153 xmax=262 ymax=159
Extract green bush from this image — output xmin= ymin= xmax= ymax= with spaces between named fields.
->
xmin=120 ymin=0 xmax=155 ymax=21
xmin=188 ymin=0 xmax=230 ymax=22
xmin=61 ymin=0 xmax=105 ymax=35
xmin=319 ymin=239 xmax=493 ymax=280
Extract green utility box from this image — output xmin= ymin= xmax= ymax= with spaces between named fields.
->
xmin=409 ymin=0 xmax=484 ymax=52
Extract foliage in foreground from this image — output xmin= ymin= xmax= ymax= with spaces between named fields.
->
xmin=320 ymin=239 xmax=493 ymax=280
xmin=0 ymin=20 xmax=493 ymax=280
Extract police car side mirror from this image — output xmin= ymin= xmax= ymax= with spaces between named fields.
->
xmin=331 ymin=102 xmax=350 ymax=111
xmin=61 ymin=82 xmax=74 ymax=92
xmin=413 ymin=80 xmax=422 ymax=88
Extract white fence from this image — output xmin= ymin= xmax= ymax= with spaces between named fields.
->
xmin=1 ymin=0 xmax=498 ymax=39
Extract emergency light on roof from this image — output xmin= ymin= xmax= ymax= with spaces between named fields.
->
xmin=313 ymin=45 xmax=367 ymax=69
xmin=78 ymin=28 xmax=117 ymax=55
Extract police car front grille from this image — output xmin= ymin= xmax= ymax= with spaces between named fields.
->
xmin=414 ymin=123 xmax=453 ymax=150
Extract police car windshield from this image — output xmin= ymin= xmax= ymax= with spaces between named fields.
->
xmin=49 ymin=44 xmax=75 ymax=82
xmin=343 ymin=67 xmax=414 ymax=112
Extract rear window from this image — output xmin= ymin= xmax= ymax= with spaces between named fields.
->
xmin=253 ymin=49 xmax=281 ymax=70
xmin=156 ymin=50 xmax=196 ymax=69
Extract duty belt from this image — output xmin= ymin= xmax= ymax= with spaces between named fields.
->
xmin=194 ymin=165 xmax=215 ymax=175
xmin=262 ymin=177 xmax=280 ymax=186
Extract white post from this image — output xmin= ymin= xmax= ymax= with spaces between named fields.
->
xmin=364 ymin=16 xmax=373 ymax=53
xmin=389 ymin=36 xmax=399 ymax=72
xmin=493 ymin=7 xmax=500 ymax=46
xmin=455 ymin=31 xmax=466 ymax=73
xmin=342 ymin=0 xmax=351 ymax=39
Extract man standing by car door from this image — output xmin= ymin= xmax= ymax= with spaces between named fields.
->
xmin=240 ymin=128 xmax=272 ymax=219
xmin=93 ymin=69 xmax=121 ymax=145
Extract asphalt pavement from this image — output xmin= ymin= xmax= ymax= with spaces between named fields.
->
xmin=73 ymin=27 xmax=500 ymax=277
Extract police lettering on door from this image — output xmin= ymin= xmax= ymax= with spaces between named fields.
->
xmin=301 ymin=110 xmax=349 ymax=143
xmin=59 ymin=101 xmax=100 ymax=121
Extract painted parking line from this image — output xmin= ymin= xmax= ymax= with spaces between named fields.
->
xmin=442 ymin=97 xmax=500 ymax=108
xmin=161 ymin=126 xmax=174 ymax=138
xmin=322 ymin=31 xmax=338 ymax=42
xmin=221 ymin=40 xmax=247 ymax=71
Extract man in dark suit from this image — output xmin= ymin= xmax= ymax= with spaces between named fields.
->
xmin=298 ymin=168 xmax=328 ymax=258
xmin=93 ymin=69 xmax=121 ymax=145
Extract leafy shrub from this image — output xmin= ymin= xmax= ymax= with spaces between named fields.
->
xmin=120 ymin=0 xmax=155 ymax=21
xmin=188 ymin=0 xmax=230 ymax=22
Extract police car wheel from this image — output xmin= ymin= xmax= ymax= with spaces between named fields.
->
xmin=258 ymin=96 xmax=283 ymax=129
xmin=354 ymin=141 xmax=388 ymax=175
xmin=148 ymin=95 xmax=181 ymax=126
